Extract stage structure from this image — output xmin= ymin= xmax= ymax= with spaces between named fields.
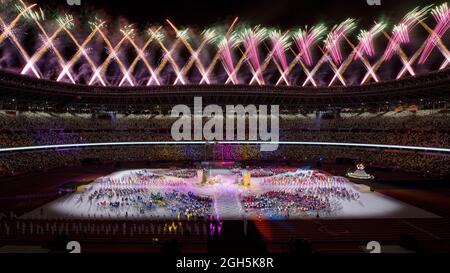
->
xmin=242 ymin=171 xmax=251 ymax=187
xmin=347 ymin=163 xmax=375 ymax=180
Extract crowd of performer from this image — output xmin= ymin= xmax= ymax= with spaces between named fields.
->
xmin=81 ymin=182 xmax=213 ymax=219
xmin=98 ymin=171 xmax=187 ymax=187
xmin=159 ymin=169 xmax=198 ymax=178
xmin=237 ymin=171 xmax=361 ymax=217
xmin=232 ymin=166 xmax=294 ymax=177
xmin=16 ymin=167 xmax=363 ymax=220
xmin=260 ymin=172 xmax=360 ymax=201
xmin=241 ymin=191 xmax=331 ymax=217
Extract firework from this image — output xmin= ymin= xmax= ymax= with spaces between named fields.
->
xmin=325 ymin=19 xmax=356 ymax=65
xmin=237 ymin=26 xmax=267 ymax=84
xmin=218 ymin=35 xmax=239 ymax=84
xmin=0 ymin=1 xmax=448 ymax=88
xmin=383 ymin=6 xmax=431 ymax=61
xmin=293 ymin=25 xmax=327 ymax=66
xmin=329 ymin=23 xmax=385 ymax=86
xmin=356 ymin=22 xmax=386 ymax=59
xmin=419 ymin=3 xmax=450 ymax=64
xmin=268 ymin=29 xmax=291 ymax=85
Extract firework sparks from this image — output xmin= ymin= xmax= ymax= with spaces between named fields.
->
xmin=419 ymin=3 xmax=450 ymax=64
xmin=325 ymin=19 xmax=356 ymax=65
xmin=269 ymin=29 xmax=290 ymax=71
xmin=0 ymin=2 xmax=447 ymax=88
xmin=356 ymin=22 xmax=386 ymax=59
xmin=383 ymin=6 xmax=431 ymax=61
xmin=218 ymin=35 xmax=239 ymax=84
xmin=293 ymin=25 xmax=327 ymax=66
xmin=329 ymin=22 xmax=385 ymax=86
xmin=237 ymin=26 xmax=267 ymax=85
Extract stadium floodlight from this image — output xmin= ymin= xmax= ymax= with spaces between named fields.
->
xmin=0 ymin=141 xmax=449 ymax=154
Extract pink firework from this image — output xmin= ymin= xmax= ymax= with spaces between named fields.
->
xmin=237 ymin=26 xmax=267 ymax=84
xmin=293 ymin=25 xmax=327 ymax=67
xmin=419 ymin=3 xmax=450 ymax=64
xmin=325 ymin=19 xmax=356 ymax=65
xmin=355 ymin=22 xmax=386 ymax=59
xmin=218 ymin=35 xmax=239 ymax=84
xmin=269 ymin=29 xmax=290 ymax=72
xmin=0 ymin=1 xmax=448 ymax=88
xmin=383 ymin=6 xmax=430 ymax=61
xmin=268 ymin=29 xmax=291 ymax=85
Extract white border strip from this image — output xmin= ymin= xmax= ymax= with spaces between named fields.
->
xmin=0 ymin=141 xmax=449 ymax=153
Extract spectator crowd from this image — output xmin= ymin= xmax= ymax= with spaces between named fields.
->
xmin=0 ymin=109 xmax=448 ymax=177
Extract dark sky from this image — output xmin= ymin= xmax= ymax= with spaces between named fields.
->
xmin=33 ymin=0 xmax=440 ymax=28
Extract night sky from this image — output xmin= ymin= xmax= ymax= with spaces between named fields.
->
xmin=32 ymin=0 xmax=441 ymax=29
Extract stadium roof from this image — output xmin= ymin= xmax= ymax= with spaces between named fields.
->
xmin=0 ymin=69 xmax=449 ymax=111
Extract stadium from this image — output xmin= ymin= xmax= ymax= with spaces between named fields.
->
xmin=0 ymin=0 xmax=449 ymax=255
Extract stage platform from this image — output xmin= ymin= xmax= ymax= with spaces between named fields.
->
xmin=23 ymin=168 xmax=438 ymax=220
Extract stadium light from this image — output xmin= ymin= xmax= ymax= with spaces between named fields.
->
xmin=0 ymin=141 xmax=449 ymax=153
